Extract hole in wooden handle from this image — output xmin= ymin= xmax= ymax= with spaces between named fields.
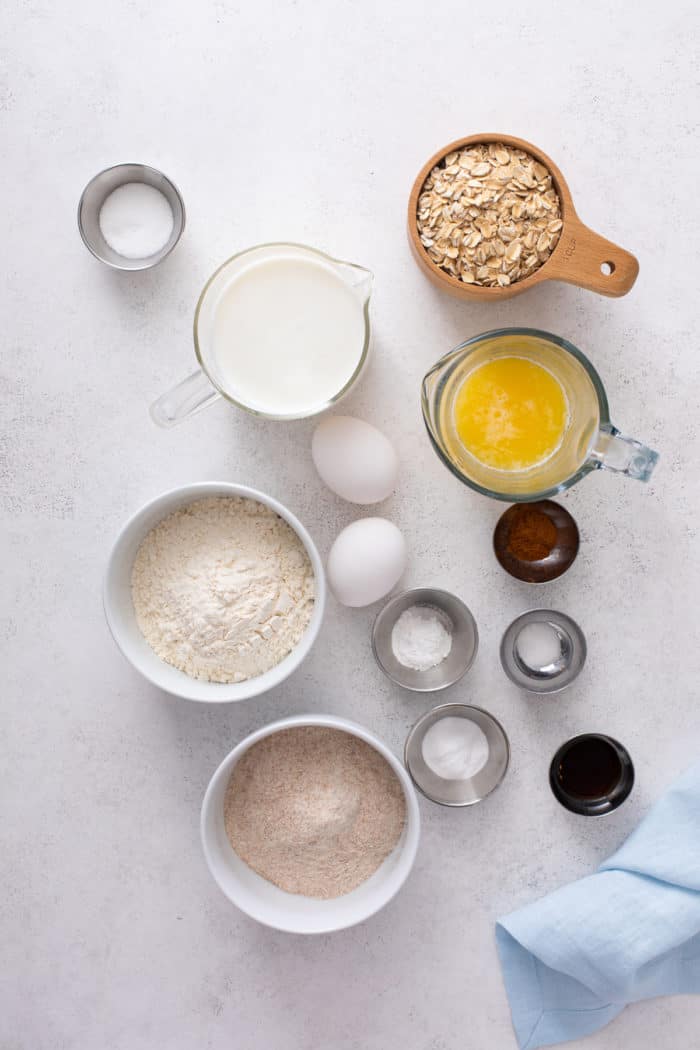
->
xmin=546 ymin=218 xmax=638 ymax=297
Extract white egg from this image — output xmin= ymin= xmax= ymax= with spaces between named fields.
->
xmin=327 ymin=518 xmax=407 ymax=607
xmin=312 ymin=416 xmax=398 ymax=504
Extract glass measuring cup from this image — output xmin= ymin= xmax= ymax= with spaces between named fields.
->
xmin=422 ymin=328 xmax=658 ymax=502
xmin=151 ymin=243 xmax=373 ymax=427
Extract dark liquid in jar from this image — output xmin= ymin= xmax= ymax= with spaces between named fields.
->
xmin=557 ymin=737 xmax=622 ymax=799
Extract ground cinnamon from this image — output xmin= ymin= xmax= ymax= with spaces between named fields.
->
xmin=507 ymin=508 xmax=558 ymax=561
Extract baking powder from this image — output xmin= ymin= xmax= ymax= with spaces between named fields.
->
xmin=391 ymin=604 xmax=453 ymax=671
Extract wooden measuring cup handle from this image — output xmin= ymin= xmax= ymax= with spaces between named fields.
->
xmin=547 ymin=216 xmax=639 ymax=297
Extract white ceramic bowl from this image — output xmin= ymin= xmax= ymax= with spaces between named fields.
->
xmin=103 ymin=482 xmax=326 ymax=702
xmin=201 ymin=713 xmax=421 ymax=933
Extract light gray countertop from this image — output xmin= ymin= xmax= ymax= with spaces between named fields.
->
xmin=3 ymin=1 xmax=700 ymax=1047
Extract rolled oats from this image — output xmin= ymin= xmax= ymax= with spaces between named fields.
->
xmin=415 ymin=142 xmax=562 ymax=287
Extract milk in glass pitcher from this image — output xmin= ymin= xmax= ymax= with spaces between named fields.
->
xmin=152 ymin=243 xmax=373 ymax=426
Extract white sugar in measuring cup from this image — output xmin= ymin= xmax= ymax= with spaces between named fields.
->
xmin=151 ymin=243 xmax=373 ymax=426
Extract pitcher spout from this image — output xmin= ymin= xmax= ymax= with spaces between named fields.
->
xmin=333 ymin=260 xmax=374 ymax=302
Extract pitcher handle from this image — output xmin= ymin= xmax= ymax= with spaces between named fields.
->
xmin=150 ymin=369 xmax=221 ymax=428
xmin=590 ymin=425 xmax=659 ymax=482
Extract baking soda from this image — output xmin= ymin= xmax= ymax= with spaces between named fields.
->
xmin=421 ymin=716 xmax=490 ymax=780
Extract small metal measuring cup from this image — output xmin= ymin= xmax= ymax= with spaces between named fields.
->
xmin=77 ymin=163 xmax=185 ymax=270
xmin=500 ymin=609 xmax=587 ymax=694
xmin=405 ymin=703 xmax=510 ymax=806
xmin=372 ymin=588 xmax=478 ymax=692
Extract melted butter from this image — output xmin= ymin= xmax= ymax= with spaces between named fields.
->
xmin=454 ymin=356 xmax=569 ymax=471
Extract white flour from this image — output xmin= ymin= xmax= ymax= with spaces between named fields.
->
xmin=131 ymin=496 xmax=315 ymax=683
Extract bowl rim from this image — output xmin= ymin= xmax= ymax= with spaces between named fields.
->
xmin=103 ymin=481 xmax=326 ymax=703
xmin=200 ymin=713 xmax=421 ymax=933
xmin=371 ymin=587 xmax=479 ymax=692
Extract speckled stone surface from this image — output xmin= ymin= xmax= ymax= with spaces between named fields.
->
xmin=3 ymin=2 xmax=700 ymax=1048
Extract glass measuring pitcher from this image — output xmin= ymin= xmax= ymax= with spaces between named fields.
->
xmin=151 ymin=243 xmax=373 ymax=427
xmin=422 ymin=328 xmax=658 ymax=502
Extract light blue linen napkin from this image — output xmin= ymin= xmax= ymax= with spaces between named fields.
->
xmin=496 ymin=760 xmax=700 ymax=1049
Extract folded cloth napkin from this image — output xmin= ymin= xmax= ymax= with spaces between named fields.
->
xmin=496 ymin=760 xmax=700 ymax=1049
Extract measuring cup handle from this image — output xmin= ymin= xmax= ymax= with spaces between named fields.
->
xmin=150 ymin=368 xmax=220 ymax=428
xmin=548 ymin=216 xmax=639 ymax=297
xmin=591 ymin=426 xmax=659 ymax=482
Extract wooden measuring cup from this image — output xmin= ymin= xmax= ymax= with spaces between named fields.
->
xmin=407 ymin=133 xmax=639 ymax=301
